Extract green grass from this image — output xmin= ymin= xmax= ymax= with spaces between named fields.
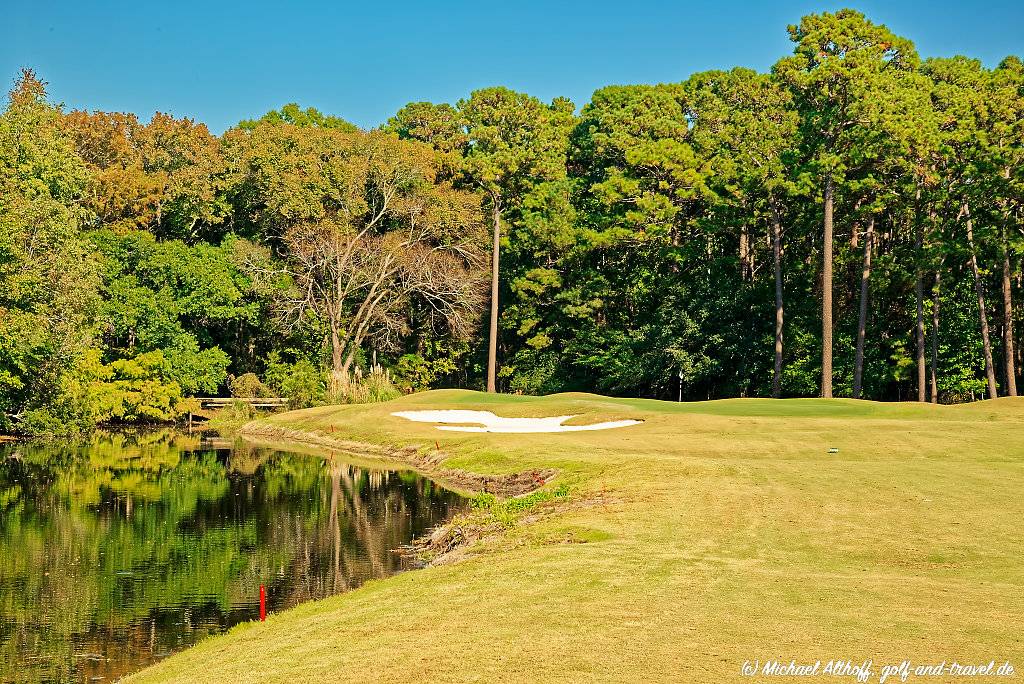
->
xmin=127 ymin=391 xmax=1024 ymax=683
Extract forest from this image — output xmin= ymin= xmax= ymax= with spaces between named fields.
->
xmin=2 ymin=8 xmax=1023 ymax=435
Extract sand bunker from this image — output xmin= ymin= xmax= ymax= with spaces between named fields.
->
xmin=390 ymin=409 xmax=642 ymax=433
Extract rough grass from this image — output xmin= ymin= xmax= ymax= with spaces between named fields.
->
xmin=127 ymin=390 xmax=1024 ymax=683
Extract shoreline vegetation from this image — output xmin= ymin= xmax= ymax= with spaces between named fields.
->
xmin=126 ymin=390 xmax=1024 ymax=683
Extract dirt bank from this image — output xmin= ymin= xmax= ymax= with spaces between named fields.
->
xmin=240 ymin=421 xmax=557 ymax=497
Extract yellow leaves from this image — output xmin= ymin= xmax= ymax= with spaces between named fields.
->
xmin=86 ymin=165 xmax=162 ymax=229
xmin=526 ymin=333 xmax=553 ymax=350
xmin=74 ymin=349 xmax=186 ymax=423
xmin=62 ymin=109 xmax=226 ymax=234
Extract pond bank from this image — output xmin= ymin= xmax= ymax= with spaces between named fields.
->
xmin=240 ymin=421 xmax=558 ymax=497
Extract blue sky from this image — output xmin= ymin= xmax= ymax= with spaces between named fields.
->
xmin=5 ymin=1 xmax=1022 ymax=133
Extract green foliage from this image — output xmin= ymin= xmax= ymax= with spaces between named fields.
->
xmin=470 ymin=484 xmax=571 ymax=527
xmin=239 ymin=103 xmax=359 ymax=132
xmin=0 ymin=70 xmax=99 ymax=429
xmin=222 ymin=399 xmax=258 ymax=422
xmin=229 ymin=372 xmax=273 ymax=398
xmin=76 ymin=349 xmax=187 ymax=422
xmin=393 ymin=354 xmax=436 ymax=392
xmin=264 ymin=353 xmax=326 ymax=409
xmin=392 ymin=345 xmax=461 ymax=392
xmin=460 ymin=87 xmax=574 ymax=206
xmin=162 ymin=337 xmax=230 ymax=394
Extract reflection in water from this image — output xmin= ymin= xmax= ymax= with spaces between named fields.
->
xmin=0 ymin=430 xmax=467 ymax=683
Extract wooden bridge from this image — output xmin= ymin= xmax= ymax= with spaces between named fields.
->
xmin=195 ymin=397 xmax=290 ymax=409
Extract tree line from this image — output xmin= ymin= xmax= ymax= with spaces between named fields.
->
xmin=2 ymin=9 xmax=1022 ymax=434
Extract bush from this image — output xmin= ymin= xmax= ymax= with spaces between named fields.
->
xmin=162 ymin=338 xmax=230 ymax=395
xmin=502 ymin=349 xmax=560 ymax=395
xmin=393 ymin=354 xmax=434 ymax=391
xmin=87 ymin=351 xmax=185 ymax=422
xmin=469 ymin=484 xmax=571 ymax=527
xmin=391 ymin=345 xmax=462 ymax=392
xmin=223 ymin=399 xmax=257 ymax=421
xmin=229 ymin=372 xmax=272 ymax=398
xmin=265 ymin=354 xmax=326 ymax=409
xmin=18 ymin=396 xmax=96 ymax=437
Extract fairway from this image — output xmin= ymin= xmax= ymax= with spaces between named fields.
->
xmin=127 ymin=391 xmax=1024 ymax=683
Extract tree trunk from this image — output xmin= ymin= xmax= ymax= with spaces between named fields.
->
xmin=929 ymin=268 xmax=941 ymax=404
xmin=852 ymin=215 xmax=874 ymax=399
xmin=772 ymin=206 xmax=784 ymax=399
xmin=740 ymin=224 xmax=750 ymax=281
xmin=849 ymin=197 xmax=864 ymax=249
xmin=821 ymin=177 xmax=834 ymax=398
xmin=330 ymin=324 xmax=344 ymax=395
xmin=486 ymin=200 xmax=501 ymax=393
xmin=965 ymin=203 xmax=998 ymax=399
xmin=340 ymin=349 xmax=355 ymax=379
xmin=914 ymin=210 xmax=927 ymax=402
xmin=1002 ymin=228 xmax=1017 ymax=396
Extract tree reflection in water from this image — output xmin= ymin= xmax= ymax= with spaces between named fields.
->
xmin=0 ymin=429 xmax=466 ymax=683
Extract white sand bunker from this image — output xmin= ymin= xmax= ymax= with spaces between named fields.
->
xmin=391 ymin=409 xmax=642 ymax=433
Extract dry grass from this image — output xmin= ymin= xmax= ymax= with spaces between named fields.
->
xmin=127 ymin=391 xmax=1024 ymax=683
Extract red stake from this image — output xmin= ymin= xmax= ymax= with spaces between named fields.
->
xmin=259 ymin=584 xmax=266 ymax=622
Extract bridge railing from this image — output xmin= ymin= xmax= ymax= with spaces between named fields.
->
xmin=194 ymin=397 xmax=290 ymax=409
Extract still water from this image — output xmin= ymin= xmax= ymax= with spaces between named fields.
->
xmin=0 ymin=430 xmax=468 ymax=683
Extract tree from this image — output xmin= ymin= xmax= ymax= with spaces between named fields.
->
xmin=62 ymin=110 xmax=162 ymax=231
xmin=685 ymin=68 xmax=799 ymax=397
xmin=136 ymin=113 xmax=226 ymax=240
xmin=225 ymin=123 xmax=486 ymax=393
xmin=776 ymin=9 xmax=920 ymax=398
xmin=239 ymin=103 xmax=359 ymax=132
xmin=459 ymin=87 xmax=574 ymax=392
xmin=564 ymin=83 xmax=717 ymax=397
xmin=6 ymin=8 xmax=1024 ymax=433
xmin=64 ymin=109 xmax=227 ymax=241
xmin=988 ymin=57 xmax=1024 ymax=396
xmin=925 ymin=56 xmax=1000 ymax=399
xmin=386 ymin=102 xmax=466 ymax=157
xmin=852 ymin=207 xmax=876 ymax=400
xmin=88 ymin=229 xmax=250 ymax=394
xmin=0 ymin=69 xmax=99 ymax=432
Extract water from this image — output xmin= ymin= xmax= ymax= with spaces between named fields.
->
xmin=0 ymin=430 xmax=468 ymax=683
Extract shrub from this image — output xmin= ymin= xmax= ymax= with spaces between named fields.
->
xmin=162 ymin=338 xmax=230 ymax=395
xmin=391 ymin=346 xmax=461 ymax=392
xmin=265 ymin=354 xmax=326 ymax=409
xmin=229 ymin=372 xmax=272 ymax=398
xmin=393 ymin=354 xmax=434 ymax=391
xmin=223 ymin=399 xmax=257 ymax=421
xmin=89 ymin=352 xmax=185 ymax=422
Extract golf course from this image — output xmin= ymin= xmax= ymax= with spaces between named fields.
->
xmin=125 ymin=390 xmax=1024 ymax=683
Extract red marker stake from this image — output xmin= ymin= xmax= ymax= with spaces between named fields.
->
xmin=259 ymin=584 xmax=266 ymax=622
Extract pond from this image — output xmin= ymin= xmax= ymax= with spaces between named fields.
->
xmin=0 ymin=430 xmax=468 ymax=683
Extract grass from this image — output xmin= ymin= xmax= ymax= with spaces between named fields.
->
xmin=127 ymin=390 xmax=1024 ymax=683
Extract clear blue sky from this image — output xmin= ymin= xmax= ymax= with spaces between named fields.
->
xmin=5 ymin=1 xmax=1022 ymax=133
